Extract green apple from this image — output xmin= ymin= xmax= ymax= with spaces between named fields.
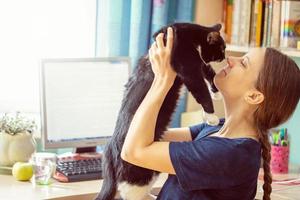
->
xmin=12 ymin=162 xmax=33 ymax=181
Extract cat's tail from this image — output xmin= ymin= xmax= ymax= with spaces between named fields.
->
xmin=95 ymin=151 xmax=117 ymax=200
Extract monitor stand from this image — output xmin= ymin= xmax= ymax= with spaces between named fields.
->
xmin=57 ymin=146 xmax=102 ymax=161
xmin=74 ymin=146 xmax=102 ymax=159
xmin=75 ymin=146 xmax=97 ymax=154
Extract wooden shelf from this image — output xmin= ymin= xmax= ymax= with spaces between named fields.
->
xmin=281 ymin=49 xmax=300 ymax=58
xmin=226 ymin=45 xmax=300 ymax=58
xmin=226 ymin=45 xmax=250 ymax=53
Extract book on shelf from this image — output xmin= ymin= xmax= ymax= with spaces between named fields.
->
xmin=249 ymin=0 xmax=257 ymax=47
xmin=230 ymin=0 xmax=252 ymax=46
xmin=271 ymin=0 xmax=281 ymax=47
xmin=239 ymin=0 xmax=252 ymax=46
xmin=266 ymin=0 xmax=272 ymax=46
xmin=225 ymin=0 xmax=234 ymax=43
xmin=231 ymin=0 xmax=241 ymax=45
xmin=249 ymin=0 xmax=264 ymax=47
xmin=262 ymin=0 xmax=273 ymax=47
xmin=280 ymin=1 xmax=300 ymax=48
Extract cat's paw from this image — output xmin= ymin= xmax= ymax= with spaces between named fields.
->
xmin=210 ymin=91 xmax=223 ymax=100
xmin=203 ymin=111 xmax=219 ymax=126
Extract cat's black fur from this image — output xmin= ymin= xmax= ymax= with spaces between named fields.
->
xmin=95 ymin=23 xmax=226 ymax=200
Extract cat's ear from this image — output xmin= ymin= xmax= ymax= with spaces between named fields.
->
xmin=207 ymin=31 xmax=220 ymax=45
xmin=212 ymin=23 xmax=222 ymax=31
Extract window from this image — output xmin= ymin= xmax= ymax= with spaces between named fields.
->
xmin=0 ymin=0 xmax=96 ymax=113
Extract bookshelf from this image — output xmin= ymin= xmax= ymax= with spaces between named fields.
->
xmin=194 ymin=0 xmax=300 ymax=58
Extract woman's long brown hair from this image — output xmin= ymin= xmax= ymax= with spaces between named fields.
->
xmin=254 ymin=48 xmax=300 ymax=200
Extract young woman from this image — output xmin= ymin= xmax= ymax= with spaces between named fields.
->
xmin=121 ymin=27 xmax=300 ymax=200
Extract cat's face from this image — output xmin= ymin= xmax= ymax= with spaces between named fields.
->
xmin=153 ymin=23 xmax=226 ymax=71
xmin=199 ymin=29 xmax=226 ymax=63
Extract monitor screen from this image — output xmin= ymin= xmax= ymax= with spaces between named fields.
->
xmin=40 ymin=57 xmax=130 ymax=149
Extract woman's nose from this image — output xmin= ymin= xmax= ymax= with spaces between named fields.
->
xmin=227 ymin=57 xmax=234 ymax=68
xmin=227 ymin=57 xmax=240 ymax=68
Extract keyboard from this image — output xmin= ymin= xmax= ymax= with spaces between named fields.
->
xmin=54 ymin=153 xmax=102 ymax=182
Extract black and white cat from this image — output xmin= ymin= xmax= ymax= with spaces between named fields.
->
xmin=95 ymin=23 xmax=226 ymax=200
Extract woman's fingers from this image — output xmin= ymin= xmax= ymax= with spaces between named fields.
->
xmin=151 ymin=42 xmax=157 ymax=51
xmin=166 ymin=27 xmax=173 ymax=50
xmin=151 ymin=42 xmax=160 ymax=60
xmin=148 ymin=48 xmax=153 ymax=62
xmin=149 ymin=43 xmax=158 ymax=64
xmin=153 ymin=27 xmax=173 ymax=51
xmin=156 ymin=33 xmax=164 ymax=48
xmin=149 ymin=28 xmax=176 ymax=83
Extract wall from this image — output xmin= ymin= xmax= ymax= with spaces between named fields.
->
xmin=194 ymin=0 xmax=223 ymax=26
xmin=282 ymin=103 xmax=300 ymax=165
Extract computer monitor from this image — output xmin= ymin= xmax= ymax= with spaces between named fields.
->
xmin=40 ymin=57 xmax=130 ymax=152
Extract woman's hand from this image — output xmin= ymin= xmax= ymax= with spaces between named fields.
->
xmin=149 ymin=27 xmax=176 ymax=87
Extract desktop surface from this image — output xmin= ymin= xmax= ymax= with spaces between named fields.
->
xmin=0 ymin=173 xmax=167 ymax=200
xmin=0 ymin=170 xmax=300 ymax=200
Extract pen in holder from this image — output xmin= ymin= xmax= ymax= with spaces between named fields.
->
xmin=269 ymin=128 xmax=289 ymax=174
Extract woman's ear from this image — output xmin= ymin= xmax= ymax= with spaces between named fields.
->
xmin=244 ymin=90 xmax=264 ymax=105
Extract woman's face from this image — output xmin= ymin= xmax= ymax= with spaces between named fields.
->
xmin=214 ymin=48 xmax=265 ymax=99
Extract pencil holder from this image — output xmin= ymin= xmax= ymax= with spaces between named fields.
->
xmin=270 ymin=145 xmax=289 ymax=174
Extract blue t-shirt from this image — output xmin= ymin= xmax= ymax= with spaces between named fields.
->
xmin=157 ymin=118 xmax=261 ymax=200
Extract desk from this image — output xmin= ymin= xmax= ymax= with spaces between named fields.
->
xmin=0 ymin=171 xmax=299 ymax=200
xmin=0 ymin=173 xmax=167 ymax=200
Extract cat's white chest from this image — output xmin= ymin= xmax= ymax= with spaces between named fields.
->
xmin=118 ymin=175 xmax=158 ymax=200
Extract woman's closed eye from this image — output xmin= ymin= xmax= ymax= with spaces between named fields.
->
xmin=242 ymin=56 xmax=251 ymax=68
xmin=241 ymin=60 xmax=246 ymax=68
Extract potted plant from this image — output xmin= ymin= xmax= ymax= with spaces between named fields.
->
xmin=0 ymin=112 xmax=37 ymax=166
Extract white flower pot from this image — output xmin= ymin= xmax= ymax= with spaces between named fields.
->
xmin=0 ymin=131 xmax=36 ymax=166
